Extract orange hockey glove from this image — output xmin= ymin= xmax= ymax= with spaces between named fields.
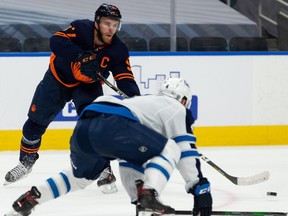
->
xmin=72 ymin=52 xmax=99 ymax=83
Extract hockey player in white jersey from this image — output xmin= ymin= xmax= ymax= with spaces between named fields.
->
xmin=5 ymin=77 xmax=212 ymax=216
xmin=119 ymin=78 xmax=213 ymax=216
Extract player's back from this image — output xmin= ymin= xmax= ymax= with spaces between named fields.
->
xmin=96 ymin=95 xmax=187 ymax=137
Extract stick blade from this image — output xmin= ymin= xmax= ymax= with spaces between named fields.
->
xmin=236 ymin=170 xmax=270 ymax=186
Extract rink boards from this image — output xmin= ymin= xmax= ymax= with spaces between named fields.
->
xmin=0 ymin=52 xmax=288 ymax=150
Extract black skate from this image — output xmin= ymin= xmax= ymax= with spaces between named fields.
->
xmin=5 ymin=186 xmax=41 ymax=216
xmin=4 ymin=154 xmax=38 ymax=186
xmin=97 ymin=165 xmax=118 ymax=194
xmin=137 ymin=187 xmax=175 ymax=216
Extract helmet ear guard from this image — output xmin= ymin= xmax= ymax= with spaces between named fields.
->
xmin=159 ymin=78 xmax=192 ymax=108
xmin=95 ymin=3 xmax=122 ymax=31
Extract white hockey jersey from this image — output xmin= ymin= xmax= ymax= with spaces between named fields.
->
xmin=95 ymin=95 xmax=202 ymax=200
xmin=95 ymin=94 xmax=189 ymax=139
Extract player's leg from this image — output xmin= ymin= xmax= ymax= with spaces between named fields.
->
xmin=119 ymin=161 xmax=145 ymax=216
xmin=119 ymin=160 xmax=144 ymax=204
xmin=72 ymin=82 xmax=118 ymax=194
xmin=87 ymin=114 xmax=181 ymax=214
xmin=4 ymin=119 xmax=47 ymax=186
xmin=6 ymin=169 xmax=94 ymax=216
xmin=5 ymin=147 xmax=108 ymax=216
xmin=119 ymin=123 xmax=180 ymax=215
xmin=4 ymin=70 xmax=67 ymax=185
xmin=135 ymin=139 xmax=180 ymax=215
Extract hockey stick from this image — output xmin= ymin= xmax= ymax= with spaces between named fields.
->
xmin=97 ymin=72 xmax=129 ymax=99
xmin=96 ymin=73 xmax=270 ymax=186
xmin=175 ymin=210 xmax=287 ymax=216
xmin=199 ymin=154 xmax=270 ymax=186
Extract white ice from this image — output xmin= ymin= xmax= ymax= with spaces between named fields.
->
xmin=0 ymin=145 xmax=287 ymax=215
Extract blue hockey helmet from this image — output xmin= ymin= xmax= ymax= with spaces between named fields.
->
xmin=95 ymin=3 xmax=122 ymax=22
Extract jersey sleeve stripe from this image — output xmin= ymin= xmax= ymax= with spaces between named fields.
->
xmin=114 ymin=73 xmax=135 ymax=80
xmin=173 ymin=134 xmax=196 ymax=143
xmin=53 ymin=32 xmax=69 ymax=38
xmin=116 ymin=76 xmax=135 ymax=81
xmin=49 ymin=53 xmax=80 ymax=88
xmin=181 ymin=150 xmax=199 ymax=158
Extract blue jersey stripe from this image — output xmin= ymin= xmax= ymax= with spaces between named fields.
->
xmin=173 ymin=135 xmax=196 ymax=143
xmin=181 ymin=150 xmax=199 ymax=158
xmin=81 ymin=103 xmax=139 ymax=122
xmin=159 ymin=154 xmax=169 ymax=162
xmin=60 ymin=172 xmax=71 ymax=193
xmin=47 ymin=178 xmax=59 ymax=198
xmin=146 ymin=163 xmax=170 ymax=180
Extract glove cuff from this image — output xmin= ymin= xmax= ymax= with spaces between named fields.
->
xmin=190 ymin=178 xmax=211 ymax=196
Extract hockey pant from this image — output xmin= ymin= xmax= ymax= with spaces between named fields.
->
xmin=28 ymin=141 xmax=179 ymax=206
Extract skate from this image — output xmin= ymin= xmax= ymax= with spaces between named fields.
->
xmin=4 ymin=186 xmax=41 ymax=216
xmin=97 ymin=165 xmax=118 ymax=194
xmin=4 ymin=154 xmax=38 ymax=186
xmin=137 ymin=187 xmax=175 ymax=216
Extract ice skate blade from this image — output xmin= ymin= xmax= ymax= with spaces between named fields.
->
xmin=3 ymin=180 xmax=12 ymax=186
xmin=3 ymin=165 xmax=31 ymax=186
xmin=138 ymin=210 xmax=175 ymax=216
xmin=3 ymin=173 xmax=29 ymax=186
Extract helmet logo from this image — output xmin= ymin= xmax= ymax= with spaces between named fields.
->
xmin=184 ymin=80 xmax=190 ymax=88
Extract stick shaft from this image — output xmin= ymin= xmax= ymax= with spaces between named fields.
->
xmin=199 ymin=154 xmax=238 ymax=184
xmin=175 ymin=210 xmax=287 ymax=216
xmin=96 ymin=72 xmax=129 ymax=98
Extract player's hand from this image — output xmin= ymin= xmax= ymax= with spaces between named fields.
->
xmin=72 ymin=52 xmax=99 ymax=83
xmin=190 ymin=178 xmax=212 ymax=216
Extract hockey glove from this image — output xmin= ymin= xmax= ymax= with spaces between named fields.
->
xmin=72 ymin=52 xmax=99 ymax=83
xmin=189 ymin=178 xmax=212 ymax=216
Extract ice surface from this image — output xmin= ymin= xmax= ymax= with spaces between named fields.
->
xmin=0 ymin=145 xmax=287 ymax=215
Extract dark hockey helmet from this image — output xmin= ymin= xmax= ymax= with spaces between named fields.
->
xmin=95 ymin=3 xmax=122 ymax=22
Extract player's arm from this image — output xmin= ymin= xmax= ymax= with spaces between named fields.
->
xmin=185 ymin=108 xmax=195 ymax=133
xmin=110 ymin=46 xmax=140 ymax=96
xmin=180 ymin=108 xmax=212 ymax=216
xmin=50 ymin=23 xmax=83 ymax=61
xmin=112 ymin=58 xmax=140 ymax=96
xmin=50 ymin=22 xmax=99 ymax=83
